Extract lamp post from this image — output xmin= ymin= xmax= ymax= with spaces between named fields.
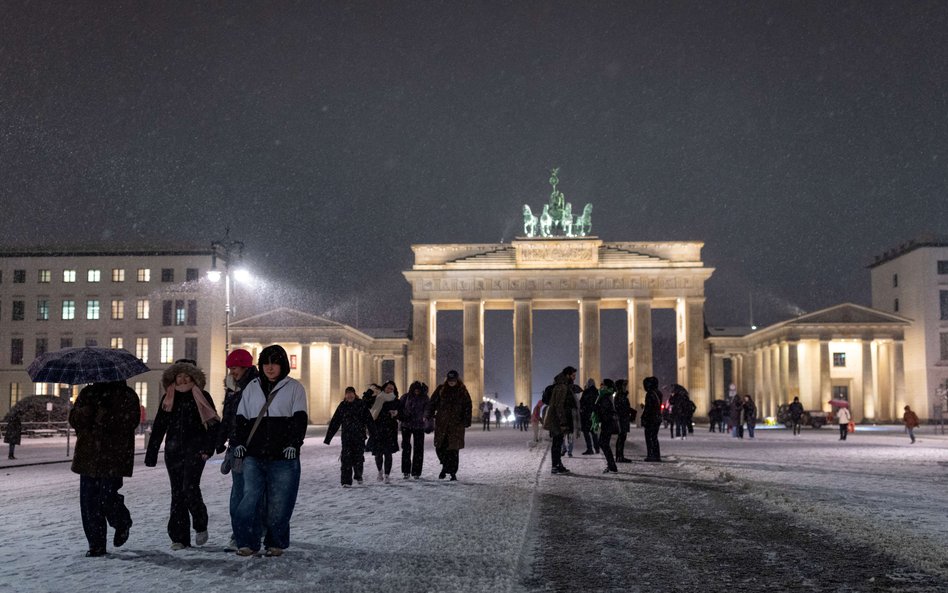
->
xmin=208 ymin=231 xmax=245 ymax=358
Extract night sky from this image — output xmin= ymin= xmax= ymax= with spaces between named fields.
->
xmin=2 ymin=2 xmax=947 ymax=395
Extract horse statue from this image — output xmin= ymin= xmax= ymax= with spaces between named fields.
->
xmin=573 ymin=203 xmax=593 ymax=236
xmin=522 ymin=204 xmax=538 ymax=237
xmin=539 ymin=204 xmax=553 ymax=237
xmin=561 ymin=202 xmax=574 ymax=237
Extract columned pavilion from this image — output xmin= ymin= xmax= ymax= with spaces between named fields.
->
xmin=403 ymin=238 xmax=714 ymax=414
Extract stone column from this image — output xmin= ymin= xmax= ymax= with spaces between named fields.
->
xmin=329 ymin=344 xmax=343 ymax=415
xmin=861 ymin=340 xmax=875 ymax=420
xmin=300 ymin=342 xmax=312 ymax=418
xmin=579 ymin=298 xmax=601 ymax=387
xmin=513 ymin=299 xmax=533 ymax=407
xmin=409 ymin=300 xmax=437 ymax=389
xmin=712 ymin=355 xmax=725 ymax=401
xmin=628 ymin=299 xmax=652 ymax=405
xmin=743 ymin=351 xmax=756 ymax=402
xmin=679 ymin=298 xmax=707 ymax=416
xmin=761 ymin=344 xmax=772 ymax=416
xmin=375 ymin=357 xmax=384 ymax=383
xmin=394 ymin=355 xmax=406 ymax=393
xmin=463 ymin=299 xmax=484 ymax=412
xmin=787 ymin=340 xmax=800 ymax=404
xmin=893 ymin=340 xmax=906 ymax=417
xmin=877 ymin=341 xmax=892 ymax=421
xmin=819 ymin=340 xmax=832 ymax=410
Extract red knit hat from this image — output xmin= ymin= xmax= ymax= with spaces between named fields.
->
xmin=226 ymin=349 xmax=253 ymax=369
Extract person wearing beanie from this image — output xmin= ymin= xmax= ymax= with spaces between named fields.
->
xmin=216 ymin=349 xmax=261 ymax=551
xmin=144 ymin=359 xmax=220 ymax=550
xmin=232 ymin=345 xmax=308 ymax=557
xmin=641 ymin=376 xmax=663 ymax=462
xmin=428 ymin=370 xmax=472 ymax=481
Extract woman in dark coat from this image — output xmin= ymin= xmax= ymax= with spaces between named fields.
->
xmin=145 ymin=360 xmax=219 ymax=550
xmin=641 ymin=376 xmax=663 ymax=462
xmin=730 ymin=393 xmax=744 ymax=438
xmin=595 ymin=379 xmax=620 ymax=473
xmin=324 ymin=386 xmax=375 ymax=487
xmin=427 ymin=370 xmax=472 ymax=481
xmin=3 ymin=409 xmax=22 ymax=459
xmin=69 ymin=381 xmax=141 ymax=556
xmin=398 ymin=381 xmax=430 ymax=479
xmin=368 ymin=380 xmax=401 ymax=483
xmin=743 ymin=395 xmax=758 ymax=439
xmin=613 ymin=380 xmax=633 ymax=463
xmin=579 ymin=379 xmax=599 ymax=454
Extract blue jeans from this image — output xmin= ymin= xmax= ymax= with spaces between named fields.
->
xmin=234 ymin=457 xmax=300 ymax=550
xmin=230 ymin=467 xmax=267 ymax=544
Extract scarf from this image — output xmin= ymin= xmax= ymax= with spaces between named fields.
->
xmin=162 ymin=385 xmax=220 ymax=427
xmin=370 ymin=390 xmax=396 ymax=421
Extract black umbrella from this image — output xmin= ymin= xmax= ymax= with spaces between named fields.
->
xmin=27 ymin=347 xmax=150 ymax=385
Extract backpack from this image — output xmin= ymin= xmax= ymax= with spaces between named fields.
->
xmin=541 ymin=384 xmax=555 ymax=405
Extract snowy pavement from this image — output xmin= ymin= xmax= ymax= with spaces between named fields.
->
xmin=2 ymin=425 xmax=948 ymax=592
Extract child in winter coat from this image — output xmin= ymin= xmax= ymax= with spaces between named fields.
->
xmin=324 ymin=387 xmax=375 ymax=487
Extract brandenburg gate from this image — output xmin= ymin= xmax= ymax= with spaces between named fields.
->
xmin=403 ymin=238 xmax=715 ymax=414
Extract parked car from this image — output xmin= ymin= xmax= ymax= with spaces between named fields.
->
xmin=776 ymin=404 xmax=832 ymax=429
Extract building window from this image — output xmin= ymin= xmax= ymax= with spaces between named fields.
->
xmin=162 ymin=300 xmax=172 ymax=326
xmin=135 ymin=381 xmax=148 ymax=409
xmin=35 ymin=383 xmax=50 ymax=396
xmin=60 ymin=337 xmax=73 ymax=349
xmin=9 ymin=383 xmax=21 ymax=408
xmin=111 ymin=337 xmax=124 ymax=350
xmin=892 ymin=273 xmax=898 ymax=288
xmin=938 ymin=261 xmax=948 ymax=275
xmin=37 ymin=299 xmax=49 ymax=321
xmin=35 ymin=338 xmax=48 ymax=358
xmin=136 ymin=299 xmax=149 ymax=320
xmin=187 ymin=300 xmax=197 ymax=326
xmin=87 ymin=269 xmax=101 ymax=282
xmin=38 ymin=269 xmax=51 ymax=283
xmin=112 ymin=268 xmax=125 ymax=282
xmin=161 ymin=268 xmax=174 ymax=282
xmin=186 ymin=268 xmax=199 ymax=282
xmin=160 ymin=337 xmax=174 ymax=363
xmin=942 ymin=291 xmax=948 ymax=321
xmin=85 ymin=337 xmax=98 ymax=347
xmin=894 ymin=298 xmax=899 ymax=312
xmin=62 ymin=300 xmax=76 ymax=320
xmin=137 ymin=268 xmax=150 ymax=282
xmin=10 ymin=339 xmax=23 ymax=365
xmin=111 ymin=300 xmax=124 ymax=320
xmin=13 ymin=269 xmax=26 ymax=283
xmin=832 ymin=352 xmax=846 ymax=367
xmin=86 ymin=300 xmax=100 ymax=320
xmin=941 ymin=333 xmax=948 ymax=361
xmin=184 ymin=337 xmax=198 ymax=361
xmin=175 ymin=300 xmax=186 ymax=326
xmin=135 ymin=338 xmax=148 ymax=363
xmin=12 ymin=300 xmax=24 ymax=321
xmin=63 ymin=270 xmax=76 ymax=283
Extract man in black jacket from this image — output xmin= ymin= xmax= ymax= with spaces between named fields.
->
xmin=641 ymin=376 xmax=663 ymax=462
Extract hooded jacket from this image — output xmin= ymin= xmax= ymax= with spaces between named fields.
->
xmin=235 ymin=345 xmax=309 ymax=460
xmin=542 ymin=373 xmax=572 ymax=435
xmin=641 ymin=377 xmax=663 ymax=428
xmin=399 ymin=382 xmax=430 ymax=431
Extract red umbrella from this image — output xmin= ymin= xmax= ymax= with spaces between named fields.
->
xmin=828 ymin=399 xmax=850 ymax=408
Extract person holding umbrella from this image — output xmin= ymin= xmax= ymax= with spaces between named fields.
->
xmin=145 ymin=359 xmax=220 ymax=550
xmin=70 ymin=381 xmax=141 ymax=557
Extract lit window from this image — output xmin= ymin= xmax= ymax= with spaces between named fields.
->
xmin=111 ymin=337 xmax=124 ymax=350
xmin=37 ymin=299 xmax=49 ymax=321
xmin=136 ymin=299 xmax=149 ymax=320
xmin=175 ymin=301 xmax=186 ymax=326
xmin=111 ymin=300 xmax=124 ymax=320
xmin=9 ymin=383 xmax=21 ymax=408
xmin=86 ymin=300 xmax=100 ymax=320
xmin=35 ymin=383 xmax=49 ymax=395
xmin=135 ymin=381 xmax=148 ymax=409
xmin=160 ymin=337 xmax=174 ymax=363
xmin=62 ymin=300 xmax=76 ymax=320
xmin=832 ymin=352 xmax=846 ymax=367
xmin=13 ymin=270 xmax=25 ymax=283
xmin=87 ymin=269 xmax=101 ymax=282
xmin=63 ymin=270 xmax=76 ymax=283
xmin=11 ymin=300 xmax=24 ymax=321
xmin=38 ymin=270 xmax=50 ymax=283
xmin=135 ymin=338 xmax=148 ymax=363
xmin=137 ymin=268 xmax=150 ymax=282
xmin=112 ymin=268 xmax=125 ymax=282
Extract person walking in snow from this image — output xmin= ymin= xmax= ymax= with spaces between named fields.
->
xmin=613 ymin=379 xmax=633 ymax=463
xmin=642 ymin=376 xmax=663 ymax=462
xmin=324 ymin=386 xmax=375 ymax=486
xmin=788 ymin=396 xmax=805 ymax=436
xmin=428 ymin=370 xmax=472 ymax=481
xmin=215 ymin=348 xmax=261 ymax=551
xmin=836 ymin=404 xmax=852 ymax=441
xmin=480 ymin=399 xmax=493 ymax=431
xmin=579 ymin=378 xmax=600 ymax=455
xmin=367 ymin=381 xmax=401 ymax=483
xmin=503 ymin=406 xmax=512 ymax=427
xmin=69 ymin=381 xmax=140 ymax=557
xmin=398 ymin=381 xmax=430 ymax=479
xmin=3 ymin=409 xmax=21 ymax=460
xmin=515 ymin=402 xmax=530 ymax=431
xmin=903 ymin=405 xmax=920 ymax=444
xmin=730 ymin=393 xmax=744 ymax=438
xmin=595 ymin=379 xmax=620 ymax=474
xmin=742 ymin=395 xmax=757 ymax=439
xmin=231 ymin=345 xmax=308 ymax=557
xmin=144 ymin=359 xmax=219 ymax=551
xmin=543 ymin=366 xmax=576 ymax=475
xmin=494 ymin=407 xmax=502 ymax=429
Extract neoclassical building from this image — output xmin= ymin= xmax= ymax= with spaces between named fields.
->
xmin=706 ymin=303 xmax=909 ymax=421
xmin=403 ymin=238 xmax=714 ymax=415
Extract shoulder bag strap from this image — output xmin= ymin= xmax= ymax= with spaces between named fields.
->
xmin=246 ymin=384 xmax=285 ymax=447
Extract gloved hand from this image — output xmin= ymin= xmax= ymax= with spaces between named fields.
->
xmin=283 ymin=447 xmax=297 ymax=460
xmin=232 ymin=445 xmax=246 ymax=458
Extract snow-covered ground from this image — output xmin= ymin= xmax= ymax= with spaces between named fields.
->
xmin=2 ymin=424 xmax=948 ymax=592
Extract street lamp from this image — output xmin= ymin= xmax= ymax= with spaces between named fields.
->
xmin=208 ymin=231 xmax=245 ymax=358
